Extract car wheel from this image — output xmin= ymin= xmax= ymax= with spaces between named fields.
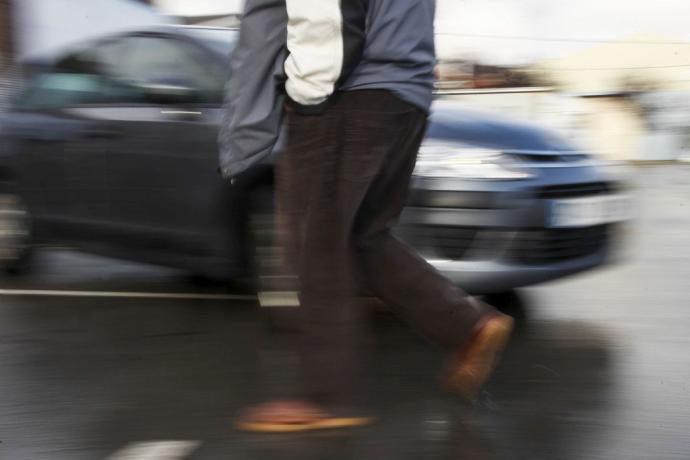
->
xmin=0 ymin=194 xmax=32 ymax=274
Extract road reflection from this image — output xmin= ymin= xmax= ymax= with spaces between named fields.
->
xmin=235 ymin=303 xmax=616 ymax=460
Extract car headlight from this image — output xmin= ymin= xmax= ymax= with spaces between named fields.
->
xmin=413 ymin=143 xmax=533 ymax=180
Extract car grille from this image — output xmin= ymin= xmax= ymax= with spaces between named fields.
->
xmin=397 ymin=224 xmax=609 ymax=265
xmin=507 ymin=225 xmax=609 ymax=265
xmin=536 ymin=182 xmax=612 ymax=199
xmin=396 ymin=226 xmax=478 ymax=260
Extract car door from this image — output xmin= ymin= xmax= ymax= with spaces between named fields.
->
xmin=10 ymin=39 xmax=142 ymax=241
xmin=100 ymin=34 xmax=230 ymax=258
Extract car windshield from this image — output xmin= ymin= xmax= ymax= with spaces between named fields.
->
xmin=181 ymin=27 xmax=239 ymax=56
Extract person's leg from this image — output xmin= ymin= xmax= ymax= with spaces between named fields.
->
xmin=237 ymin=100 xmax=371 ymax=431
xmin=346 ymin=93 xmax=488 ymax=349
xmin=345 ymin=91 xmax=513 ymax=398
xmin=292 ymin=101 xmax=367 ymax=410
xmin=273 ymin=91 xmax=442 ymax=410
xmin=290 ymin=90 xmax=510 ymax=404
xmin=248 ymin=107 xmax=323 ymax=406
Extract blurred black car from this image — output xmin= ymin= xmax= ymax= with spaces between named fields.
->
xmin=0 ymin=26 xmax=630 ymax=294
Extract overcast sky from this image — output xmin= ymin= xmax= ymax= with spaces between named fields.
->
xmin=157 ymin=0 xmax=690 ymax=64
xmin=436 ymin=0 xmax=690 ymax=63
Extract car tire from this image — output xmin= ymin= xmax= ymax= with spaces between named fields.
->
xmin=0 ymin=194 xmax=33 ymax=275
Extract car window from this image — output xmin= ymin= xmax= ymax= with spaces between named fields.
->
xmin=182 ymin=28 xmax=239 ymax=56
xmin=57 ymin=40 xmax=129 ymax=78
xmin=16 ymin=40 xmax=146 ymax=109
xmin=120 ymin=36 xmax=226 ymax=104
xmin=16 ymin=73 xmax=144 ymax=109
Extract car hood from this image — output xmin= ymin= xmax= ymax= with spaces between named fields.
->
xmin=427 ymin=100 xmax=579 ymax=154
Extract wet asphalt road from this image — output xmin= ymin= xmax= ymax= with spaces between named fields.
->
xmin=0 ymin=165 xmax=688 ymax=459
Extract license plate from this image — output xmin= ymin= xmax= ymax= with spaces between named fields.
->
xmin=548 ymin=194 xmax=631 ymax=228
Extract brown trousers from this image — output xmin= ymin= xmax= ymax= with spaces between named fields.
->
xmin=272 ymin=90 xmax=489 ymax=406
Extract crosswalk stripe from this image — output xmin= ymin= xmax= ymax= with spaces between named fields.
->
xmin=106 ymin=441 xmax=201 ymax=460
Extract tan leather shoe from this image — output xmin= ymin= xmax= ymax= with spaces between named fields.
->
xmin=443 ymin=313 xmax=514 ymax=400
xmin=235 ymin=400 xmax=374 ymax=433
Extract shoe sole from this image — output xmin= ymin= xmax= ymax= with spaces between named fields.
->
xmin=235 ymin=416 xmax=374 ymax=433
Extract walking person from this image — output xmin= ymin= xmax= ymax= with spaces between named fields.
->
xmin=220 ymin=0 xmax=514 ymax=433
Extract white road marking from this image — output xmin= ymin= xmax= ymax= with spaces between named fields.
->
xmin=107 ymin=441 xmax=201 ymax=460
xmin=0 ymin=288 xmax=256 ymax=301
xmin=257 ymin=291 xmax=300 ymax=307
xmin=161 ymin=110 xmax=202 ymax=116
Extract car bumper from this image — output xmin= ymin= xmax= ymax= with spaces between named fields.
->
xmin=424 ymin=252 xmax=608 ymax=294
xmin=396 ymin=174 xmax=628 ymax=294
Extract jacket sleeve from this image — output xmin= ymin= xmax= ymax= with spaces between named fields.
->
xmin=218 ymin=0 xmax=288 ymax=179
xmin=284 ymin=0 xmax=368 ymax=114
